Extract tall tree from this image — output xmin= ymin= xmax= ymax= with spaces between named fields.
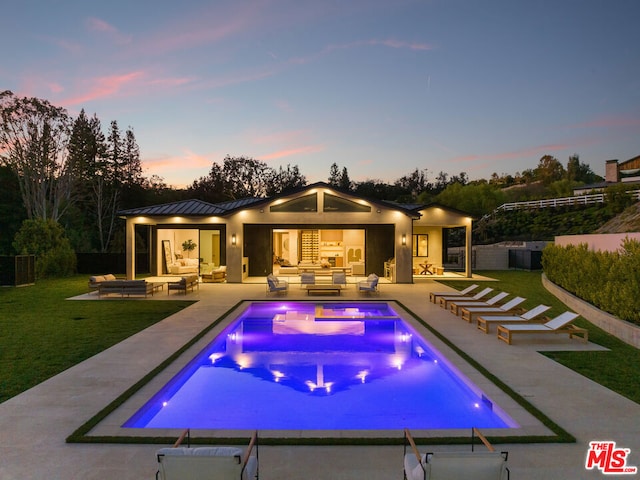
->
xmin=0 ymin=91 xmax=73 ymax=221
xmin=66 ymin=110 xmax=107 ymax=251
xmin=122 ymin=127 xmax=143 ymax=186
xmin=91 ymin=120 xmax=125 ymax=252
xmin=338 ymin=166 xmax=352 ymax=191
xmin=189 ymin=156 xmax=273 ymax=201
xmin=266 ymin=164 xmax=307 ymax=196
xmin=566 ymin=153 xmax=601 ymax=184
xmin=395 ymin=168 xmax=429 ymax=199
xmin=328 ymin=163 xmax=340 ymax=187
xmin=536 ymin=155 xmax=565 ymax=185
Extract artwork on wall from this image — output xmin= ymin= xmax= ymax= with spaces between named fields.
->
xmin=413 ymin=234 xmax=428 ymax=257
xmin=162 ymin=240 xmax=172 ymax=274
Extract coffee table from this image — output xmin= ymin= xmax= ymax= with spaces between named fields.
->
xmin=303 ymin=284 xmax=343 ymax=296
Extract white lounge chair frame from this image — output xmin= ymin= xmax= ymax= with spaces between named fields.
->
xmin=459 ymin=296 xmax=526 ymax=323
xmin=404 ymin=428 xmax=509 ymax=480
xmin=497 ymin=311 xmax=587 ymax=345
xmin=429 ymin=284 xmax=478 ymax=303
xmin=448 ymin=291 xmax=509 ymax=316
xmin=438 ymin=287 xmax=493 ymax=309
xmin=476 ymin=304 xmax=551 ymax=334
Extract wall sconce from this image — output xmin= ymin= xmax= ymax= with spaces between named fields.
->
xmin=231 ymin=234 xmax=237 ymax=246
xmin=401 ymin=234 xmax=407 ymax=246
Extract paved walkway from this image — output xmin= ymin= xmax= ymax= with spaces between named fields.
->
xmin=1 ymin=280 xmax=639 ymax=479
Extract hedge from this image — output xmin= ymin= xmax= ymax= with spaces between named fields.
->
xmin=542 ymin=239 xmax=640 ymax=325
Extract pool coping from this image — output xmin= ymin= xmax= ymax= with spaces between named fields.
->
xmin=68 ymin=299 xmax=572 ymax=445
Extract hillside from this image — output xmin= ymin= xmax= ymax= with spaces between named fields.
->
xmin=595 ymin=202 xmax=640 ymax=233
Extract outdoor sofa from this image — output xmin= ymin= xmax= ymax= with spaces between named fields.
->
xmin=98 ymin=280 xmax=157 ymax=298
xmin=88 ymin=273 xmax=128 ymax=291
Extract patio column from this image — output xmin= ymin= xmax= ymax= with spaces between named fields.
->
xmin=126 ymin=218 xmax=136 ymax=280
xmin=465 ymin=218 xmax=473 ymax=278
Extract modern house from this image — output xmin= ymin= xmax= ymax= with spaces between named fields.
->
xmin=119 ymin=182 xmax=474 ymax=283
xmin=574 ymin=155 xmax=640 ymax=195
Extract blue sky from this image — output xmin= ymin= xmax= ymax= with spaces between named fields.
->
xmin=2 ymin=0 xmax=639 ymax=187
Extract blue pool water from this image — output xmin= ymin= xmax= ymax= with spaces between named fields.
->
xmin=124 ymin=302 xmax=517 ymax=430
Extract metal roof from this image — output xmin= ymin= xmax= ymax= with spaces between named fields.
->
xmin=212 ymin=197 xmax=266 ymax=212
xmin=118 ymin=199 xmax=227 ymax=216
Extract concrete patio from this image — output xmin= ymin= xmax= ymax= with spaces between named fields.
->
xmin=1 ymin=280 xmax=638 ymax=479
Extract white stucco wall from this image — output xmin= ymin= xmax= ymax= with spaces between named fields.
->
xmin=555 ymin=233 xmax=640 ymax=252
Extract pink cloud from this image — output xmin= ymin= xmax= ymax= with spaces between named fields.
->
xmin=85 ymin=17 xmax=132 ymax=45
xmin=62 ymin=71 xmax=144 ymax=106
xmin=131 ymin=4 xmax=256 ymax=58
xmin=567 ymin=114 xmax=640 ymax=129
xmin=369 ymin=39 xmax=435 ymax=51
xmin=260 ymin=145 xmax=325 ymax=161
xmin=148 ymin=76 xmax=196 ymax=88
xmin=46 ymin=36 xmax=84 ymax=55
xmin=250 ymin=129 xmax=309 ymax=146
xmin=47 ymin=83 xmax=64 ymax=94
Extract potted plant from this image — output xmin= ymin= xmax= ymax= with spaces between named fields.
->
xmin=182 ymin=239 xmax=197 ymax=258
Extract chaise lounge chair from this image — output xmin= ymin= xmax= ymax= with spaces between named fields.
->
xmin=266 ymin=274 xmax=288 ymax=295
xmin=476 ymin=304 xmax=551 ymax=334
xmin=403 ymin=428 xmax=509 ymax=480
xmin=448 ymin=291 xmax=509 ymax=316
xmin=438 ymin=287 xmax=494 ymax=309
xmin=496 ymin=311 xmax=587 ymax=345
xmin=156 ymin=429 xmax=259 ymax=480
xmin=459 ymin=296 xmax=526 ymax=323
xmin=429 ymin=284 xmax=478 ymax=303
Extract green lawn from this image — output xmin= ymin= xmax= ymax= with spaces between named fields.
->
xmin=439 ymin=270 xmax=640 ymax=405
xmin=0 ymin=276 xmax=193 ymax=404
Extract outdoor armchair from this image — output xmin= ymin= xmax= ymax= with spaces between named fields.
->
xmin=332 ymin=271 xmax=347 ymax=286
xmin=266 ymin=274 xmax=288 ymax=295
xmin=404 ymin=428 xmax=509 ymax=480
xmin=300 ymin=271 xmax=315 ymax=286
xmin=156 ymin=429 xmax=259 ymax=480
xmin=358 ymin=273 xmax=379 ymax=295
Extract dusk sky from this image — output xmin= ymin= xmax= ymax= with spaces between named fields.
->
xmin=2 ymin=0 xmax=639 ymax=188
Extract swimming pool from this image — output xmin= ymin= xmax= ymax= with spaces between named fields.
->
xmin=124 ymin=302 xmax=517 ymax=430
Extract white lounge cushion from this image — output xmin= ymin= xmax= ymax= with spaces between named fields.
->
xmin=404 ymin=453 xmax=427 ymax=480
xmin=157 ymin=446 xmax=258 ymax=480
xmin=426 ymin=451 xmax=508 ymax=480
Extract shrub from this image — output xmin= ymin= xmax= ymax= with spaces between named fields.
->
xmin=542 ymin=240 xmax=640 ymax=325
xmin=13 ymin=218 xmax=77 ymax=278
